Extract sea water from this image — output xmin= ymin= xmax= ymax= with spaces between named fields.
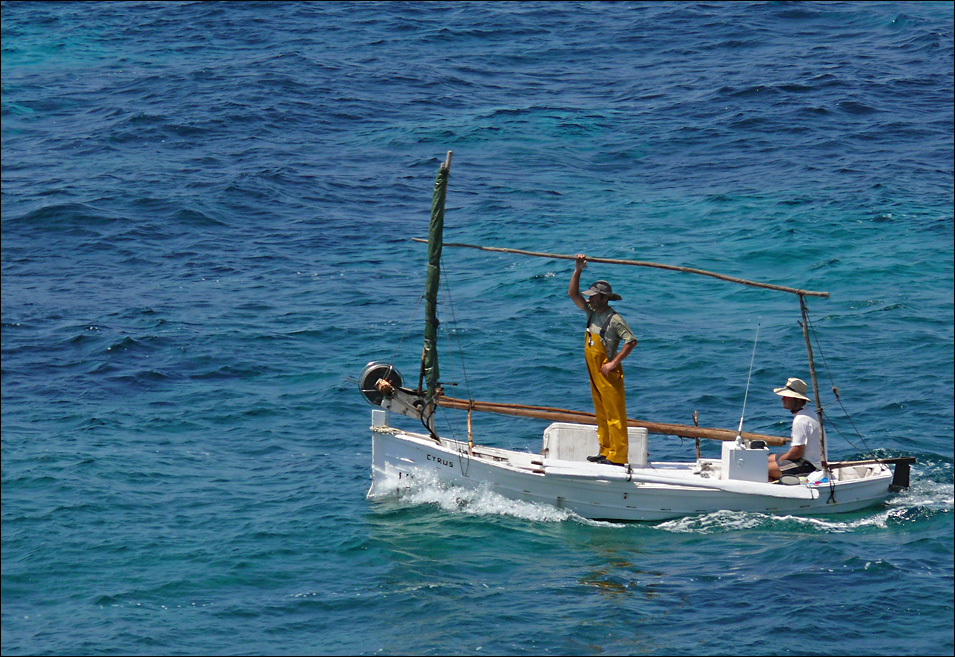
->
xmin=2 ymin=2 xmax=953 ymax=655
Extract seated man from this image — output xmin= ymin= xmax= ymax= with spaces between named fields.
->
xmin=769 ymin=377 xmax=822 ymax=480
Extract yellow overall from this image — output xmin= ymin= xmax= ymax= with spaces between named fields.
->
xmin=584 ymin=330 xmax=629 ymax=464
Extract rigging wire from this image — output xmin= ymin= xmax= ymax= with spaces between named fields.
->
xmin=388 ymin=292 xmax=425 ymax=370
xmin=437 ymin=263 xmax=473 ymax=473
xmin=803 ymin=311 xmax=874 ymax=455
xmin=384 ymin=292 xmax=445 ymax=440
xmin=736 ymin=322 xmax=761 ymax=440
xmin=440 ymin=266 xmax=473 ymax=403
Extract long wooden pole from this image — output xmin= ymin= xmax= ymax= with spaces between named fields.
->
xmin=411 ymin=239 xmax=829 ymax=298
xmin=436 ymin=395 xmax=789 ymax=446
xmin=799 ymin=294 xmax=828 ymax=467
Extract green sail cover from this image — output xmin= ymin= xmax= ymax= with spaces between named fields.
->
xmin=421 ymin=160 xmax=449 ymax=402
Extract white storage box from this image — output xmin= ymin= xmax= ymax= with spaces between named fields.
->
xmin=542 ymin=422 xmax=648 ymax=467
xmin=721 ymin=440 xmax=769 ymax=482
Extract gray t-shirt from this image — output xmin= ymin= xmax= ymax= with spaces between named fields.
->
xmin=584 ymin=304 xmax=637 ymax=359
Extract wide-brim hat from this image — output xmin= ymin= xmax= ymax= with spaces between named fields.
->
xmin=582 ymin=280 xmax=621 ymax=301
xmin=774 ymin=377 xmax=810 ymax=401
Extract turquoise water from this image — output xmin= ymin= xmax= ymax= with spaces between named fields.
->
xmin=2 ymin=2 xmax=953 ymax=655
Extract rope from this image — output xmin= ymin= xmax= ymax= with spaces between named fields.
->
xmin=818 ymin=413 xmax=867 ymax=454
xmin=440 ymin=266 xmax=473 ymax=402
xmin=384 ymin=292 xmax=441 ymax=439
xmin=370 ymin=426 xmax=401 ymax=434
xmin=426 ymin=263 xmax=471 ymax=474
xmin=805 ymin=312 xmax=874 ymax=455
xmin=388 ymin=292 xmax=425 ymax=370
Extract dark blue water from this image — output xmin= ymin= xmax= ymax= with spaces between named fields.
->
xmin=2 ymin=2 xmax=953 ymax=655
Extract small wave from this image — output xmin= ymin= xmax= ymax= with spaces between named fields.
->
xmin=65 ymin=329 xmax=103 ymax=346
xmin=189 ymin=365 xmax=265 ymax=381
xmin=717 ymin=85 xmax=779 ymax=99
xmin=10 ymin=203 xmax=119 ymax=230
xmin=888 ymin=13 xmax=916 ymax=30
xmin=773 ymin=7 xmax=824 ymax=20
xmin=2 ymin=101 xmax=36 ymax=117
xmin=778 ymin=83 xmax=815 ymax=93
xmin=288 ymin=328 xmax=337 ymax=341
xmin=106 ymin=336 xmax=143 ymax=352
xmin=173 ymin=208 xmax=227 ymax=227
xmin=836 ymin=100 xmax=879 ymax=115
xmin=86 ymin=362 xmax=114 ymax=375
xmin=107 ymin=369 xmax=174 ymax=384
xmin=806 ymin=72 xmax=847 ymax=88
xmin=809 ymin=257 xmax=841 ymax=270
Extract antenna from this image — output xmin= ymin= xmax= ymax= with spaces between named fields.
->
xmin=736 ymin=322 xmax=761 ymax=444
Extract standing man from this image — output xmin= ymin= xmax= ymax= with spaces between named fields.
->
xmin=768 ymin=377 xmax=823 ymax=480
xmin=569 ymin=254 xmax=637 ymax=467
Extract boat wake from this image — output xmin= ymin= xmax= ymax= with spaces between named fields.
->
xmin=657 ymin=475 xmax=953 ymax=534
xmin=367 ymin=460 xmax=952 ymax=531
xmin=883 ymin=472 xmax=954 ymax=522
xmin=367 ymin=469 xmax=614 ymax=526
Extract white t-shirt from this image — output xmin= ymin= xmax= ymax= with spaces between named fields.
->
xmin=791 ymin=406 xmax=822 ymax=466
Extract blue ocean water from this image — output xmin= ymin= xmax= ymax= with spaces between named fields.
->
xmin=2 ymin=1 xmax=953 ymax=655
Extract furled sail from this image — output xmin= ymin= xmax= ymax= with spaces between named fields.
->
xmin=420 ymin=152 xmax=452 ymax=402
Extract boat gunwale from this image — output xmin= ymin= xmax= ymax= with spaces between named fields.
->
xmin=372 ymin=421 xmax=893 ymax=494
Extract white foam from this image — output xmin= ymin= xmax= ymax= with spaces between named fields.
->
xmin=367 ymin=468 xmax=614 ymax=526
xmin=657 ymin=509 xmax=772 ymax=533
xmin=886 ymin=477 xmax=954 ymax=511
xmin=657 ymin=509 xmax=885 ymax=534
xmin=368 ymin=465 xmax=954 ymax=530
xmin=657 ymin=483 xmax=954 ymax=534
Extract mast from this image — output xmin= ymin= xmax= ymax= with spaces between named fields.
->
xmin=420 ymin=151 xmax=452 ymax=403
xmin=799 ymin=294 xmax=828 ymax=467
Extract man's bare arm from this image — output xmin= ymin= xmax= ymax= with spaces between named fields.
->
xmin=568 ymin=254 xmax=588 ymax=310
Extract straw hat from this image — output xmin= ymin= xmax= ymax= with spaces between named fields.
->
xmin=773 ymin=377 xmax=810 ymax=401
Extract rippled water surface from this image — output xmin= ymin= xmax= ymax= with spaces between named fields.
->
xmin=2 ymin=2 xmax=953 ymax=655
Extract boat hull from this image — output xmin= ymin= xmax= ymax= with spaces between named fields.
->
xmin=369 ymin=424 xmax=894 ymax=522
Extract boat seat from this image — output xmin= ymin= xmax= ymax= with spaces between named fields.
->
xmin=542 ymin=422 xmax=648 ymax=467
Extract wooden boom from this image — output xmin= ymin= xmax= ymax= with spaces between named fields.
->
xmin=411 ymin=240 xmax=829 ymax=298
xmin=436 ymin=395 xmax=790 ymax=446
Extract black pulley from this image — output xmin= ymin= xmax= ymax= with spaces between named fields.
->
xmin=359 ymin=362 xmax=403 ymax=406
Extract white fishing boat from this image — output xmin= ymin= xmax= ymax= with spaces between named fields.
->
xmin=361 ymin=152 xmax=913 ymax=521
